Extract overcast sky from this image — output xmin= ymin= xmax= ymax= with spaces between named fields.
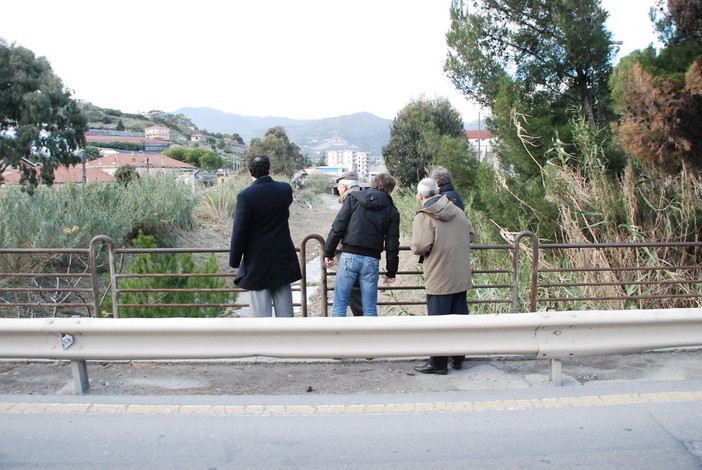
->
xmin=1 ymin=0 xmax=659 ymax=122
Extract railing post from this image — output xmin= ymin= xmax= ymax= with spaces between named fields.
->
xmin=88 ymin=236 xmax=115 ymax=318
xmin=299 ymin=234 xmax=327 ymax=317
xmin=512 ymin=232 xmax=538 ymax=313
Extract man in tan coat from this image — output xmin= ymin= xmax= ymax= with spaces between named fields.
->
xmin=410 ymin=177 xmax=476 ymax=374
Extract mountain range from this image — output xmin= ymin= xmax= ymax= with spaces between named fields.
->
xmin=175 ymin=106 xmax=480 ymax=159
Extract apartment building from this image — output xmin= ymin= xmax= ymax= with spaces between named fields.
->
xmin=325 ymin=150 xmax=370 ymax=180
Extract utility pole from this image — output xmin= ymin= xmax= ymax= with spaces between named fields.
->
xmin=478 ymin=112 xmax=482 ymax=160
xmin=81 ymin=150 xmax=86 ymax=185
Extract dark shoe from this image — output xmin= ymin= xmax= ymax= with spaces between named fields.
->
xmin=451 ymin=360 xmax=464 ymax=370
xmin=413 ymin=362 xmax=448 ymax=375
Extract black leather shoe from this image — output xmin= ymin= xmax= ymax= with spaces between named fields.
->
xmin=413 ymin=362 xmax=448 ymax=375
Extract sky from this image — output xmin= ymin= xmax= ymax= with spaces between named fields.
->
xmin=1 ymin=0 xmax=660 ymax=122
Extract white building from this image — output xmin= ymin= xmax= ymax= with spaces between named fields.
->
xmin=325 ymin=150 xmax=370 ymax=181
xmin=464 ymin=130 xmax=494 ymax=161
xmin=144 ymin=125 xmax=170 ymax=141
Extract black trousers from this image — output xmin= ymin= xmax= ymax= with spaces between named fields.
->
xmin=427 ymin=292 xmax=469 ymax=369
xmin=349 ymin=281 xmax=364 ymax=316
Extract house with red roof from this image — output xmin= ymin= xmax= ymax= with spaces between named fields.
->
xmin=1 ymin=153 xmax=196 ymax=186
xmin=86 ymin=153 xmax=197 ymax=176
xmin=464 ymin=129 xmax=494 ymax=161
xmin=1 ymin=162 xmax=113 ymax=185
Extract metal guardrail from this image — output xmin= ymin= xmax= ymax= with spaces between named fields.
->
xmin=1 ymin=233 xmax=701 ymax=318
xmin=1 ymin=308 xmax=701 ymax=393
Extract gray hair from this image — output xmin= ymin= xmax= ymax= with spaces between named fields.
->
xmin=430 ymin=166 xmax=452 ymax=187
xmin=416 ymin=178 xmax=439 ymax=198
xmin=338 ymin=178 xmax=359 ymax=187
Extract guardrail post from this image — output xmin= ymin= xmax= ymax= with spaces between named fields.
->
xmin=548 ymin=358 xmax=562 ymax=386
xmin=71 ymin=359 xmax=89 ymax=394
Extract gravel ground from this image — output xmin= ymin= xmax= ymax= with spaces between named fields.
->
xmin=2 ymin=349 xmax=701 ymax=396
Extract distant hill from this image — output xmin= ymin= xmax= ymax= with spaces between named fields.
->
xmin=174 ymin=106 xmax=484 ymax=159
xmin=175 ymin=107 xmax=392 ymax=159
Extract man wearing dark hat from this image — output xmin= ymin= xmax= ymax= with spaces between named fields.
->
xmin=333 ymin=171 xmax=364 ymax=316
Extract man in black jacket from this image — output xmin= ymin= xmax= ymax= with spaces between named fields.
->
xmin=324 ymin=173 xmax=400 ymax=317
xmin=229 ymin=155 xmax=302 ymax=317
xmin=431 ymin=166 xmax=465 ymax=211
xmin=334 ymin=171 xmax=364 ymax=316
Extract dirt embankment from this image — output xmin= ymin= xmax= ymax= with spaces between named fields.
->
xmin=180 ymin=192 xmax=341 ymax=254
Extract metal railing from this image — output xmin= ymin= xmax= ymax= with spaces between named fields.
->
xmin=2 ymin=308 xmax=702 ymax=393
xmin=1 ymin=232 xmax=700 ymax=318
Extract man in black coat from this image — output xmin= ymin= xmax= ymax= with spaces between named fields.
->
xmin=431 ymin=166 xmax=465 ymax=211
xmin=229 ymin=155 xmax=302 ymax=317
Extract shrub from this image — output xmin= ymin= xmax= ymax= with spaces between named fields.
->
xmin=0 ymin=175 xmax=196 ymax=252
xmin=192 ymin=172 xmax=253 ymax=226
xmin=102 ymin=232 xmax=234 ymax=318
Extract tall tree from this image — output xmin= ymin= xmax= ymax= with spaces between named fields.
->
xmin=246 ymin=126 xmax=304 ymax=177
xmin=652 ymin=0 xmax=702 ymax=47
xmin=613 ymin=1 xmax=702 ymax=174
xmin=443 ymin=0 xmax=617 ymax=239
xmin=0 ymin=40 xmax=87 ymax=191
xmin=445 ymin=0 xmax=614 ymax=129
xmin=382 ymin=97 xmax=466 ymax=187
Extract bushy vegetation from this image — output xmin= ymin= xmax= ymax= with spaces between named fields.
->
xmin=192 ymin=171 xmax=299 ymax=226
xmin=391 ymin=108 xmax=702 ymax=312
xmin=298 ymin=173 xmax=331 ymax=194
xmin=0 ymin=175 xmax=196 ymax=251
xmin=162 ymin=147 xmax=224 ymax=170
xmin=102 ymin=231 xmax=233 ymax=318
xmin=192 ymin=172 xmax=251 ymax=226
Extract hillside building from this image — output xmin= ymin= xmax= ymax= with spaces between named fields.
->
xmin=85 ymin=132 xmax=172 ymax=154
xmin=144 ymin=125 xmax=171 ymax=141
xmin=325 ymin=150 xmax=370 ymax=181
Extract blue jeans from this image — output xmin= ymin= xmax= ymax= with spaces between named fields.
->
xmin=332 ymin=253 xmax=380 ymax=317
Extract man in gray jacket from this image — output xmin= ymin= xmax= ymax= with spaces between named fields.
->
xmin=410 ymin=177 xmax=476 ymax=374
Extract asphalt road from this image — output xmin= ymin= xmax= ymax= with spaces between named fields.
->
xmin=2 ymin=379 xmax=702 ymax=469
xmin=2 ymin=350 xmax=702 ymax=468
